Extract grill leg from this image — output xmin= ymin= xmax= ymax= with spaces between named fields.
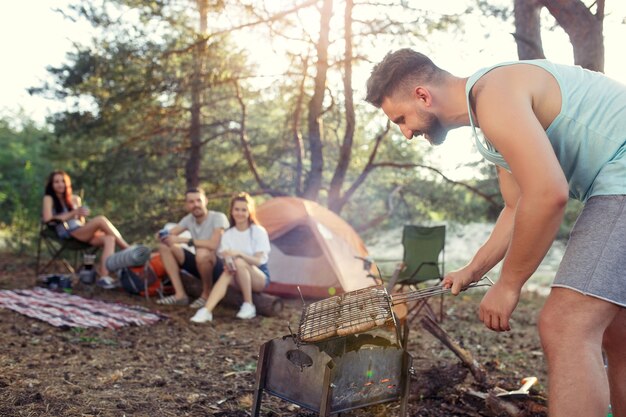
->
xmin=251 ymin=341 xmax=271 ymax=417
xmin=319 ymin=365 xmax=334 ymax=417
xmin=399 ymin=352 xmax=412 ymax=417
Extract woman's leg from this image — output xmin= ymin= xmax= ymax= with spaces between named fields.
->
xmin=204 ymin=272 xmax=233 ymax=313
xmin=232 ymin=258 xmax=266 ymax=304
xmin=71 ymin=215 xmax=129 ymax=249
xmin=88 ymin=234 xmax=116 ymax=276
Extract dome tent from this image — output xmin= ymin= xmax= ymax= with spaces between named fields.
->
xmin=257 ymin=197 xmax=375 ymax=299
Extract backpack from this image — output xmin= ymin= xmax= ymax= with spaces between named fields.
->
xmin=119 ymin=253 xmax=173 ymax=297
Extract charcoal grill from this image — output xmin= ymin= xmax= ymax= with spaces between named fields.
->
xmin=251 ymin=332 xmax=412 ymax=417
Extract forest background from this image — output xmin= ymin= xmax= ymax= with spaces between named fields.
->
xmin=1 ymin=0 xmax=625 ymax=267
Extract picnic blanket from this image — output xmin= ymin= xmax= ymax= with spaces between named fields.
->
xmin=0 ymin=288 xmax=166 ymax=329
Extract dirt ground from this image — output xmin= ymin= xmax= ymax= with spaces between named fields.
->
xmin=0 ymin=252 xmax=549 ymax=417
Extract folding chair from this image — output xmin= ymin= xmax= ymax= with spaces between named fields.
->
xmin=35 ymin=222 xmax=98 ymax=277
xmin=386 ymin=225 xmax=446 ymax=323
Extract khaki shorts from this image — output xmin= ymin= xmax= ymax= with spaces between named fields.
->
xmin=552 ymin=195 xmax=626 ymax=307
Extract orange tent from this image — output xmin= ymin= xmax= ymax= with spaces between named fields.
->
xmin=256 ymin=197 xmax=375 ymax=298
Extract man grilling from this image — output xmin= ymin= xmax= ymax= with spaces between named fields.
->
xmin=365 ymin=48 xmax=626 ymax=417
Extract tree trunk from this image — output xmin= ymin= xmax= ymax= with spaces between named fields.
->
xmin=185 ymin=0 xmax=209 ymax=189
xmin=328 ymin=0 xmax=355 ymax=214
xmin=513 ymin=0 xmax=545 ymax=60
xmin=302 ymin=0 xmax=333 ymax=201
xmin=514 ymin=0 xmax=605 ymax=72
xmin=540 ymin=0 xmax=604 ymax=72
xmin=292 ymin=56 xmax=308 ymax=196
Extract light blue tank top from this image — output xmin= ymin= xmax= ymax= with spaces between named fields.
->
xmin=465 ymin=60 xmax=626 ymax=202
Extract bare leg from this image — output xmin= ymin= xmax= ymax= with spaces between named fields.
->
xmin=89 ymin=235 xmax=116 ymax=276
xmin=538 ymin=288 xmax=619 ymax=417
xmin=195 ymin=248 xmax=216 ymax=300
xmin=158 ymin=243 xmax=187 ymax=300
xmin=603 ymin=308 xmax=626 ymax=417
xmin=71 ymin=215 xmax=129 ymax=249
xmin=204 ymin=272 xmax=233 ymax=313
xmin=232 ymin=258 xmax=266 ymax=304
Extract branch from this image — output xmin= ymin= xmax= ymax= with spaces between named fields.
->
xmin=233 ymin=81 xmax=268 ymax=190
xmin=337 ymin=121 xmax=391 ymax=207
xmin=205 ymin=189 xmax=289 ymax=201
xmin=354 ymin=185 xmax=402 ymax=233
xmin=166 ymin=0 xmax=318 ymax=56
xmin=371 ymin=162 xmax=500 ymax=209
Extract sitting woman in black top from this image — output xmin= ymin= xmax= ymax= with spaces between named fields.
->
xmin=41 ymin=170 xmax=130 ymax=288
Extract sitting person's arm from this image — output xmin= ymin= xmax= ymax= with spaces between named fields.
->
xmin=157 ymin=224 xmax=186 ymax=246
xmin=221 ymin=249 xmax=264 ymax=267
xmin=42 ymin=195 xmax=79 ymax=223
xmin=193 ymin=227 xmax=224 ymax=251
xmin=71 ymin=195 xmax=89 ymax=223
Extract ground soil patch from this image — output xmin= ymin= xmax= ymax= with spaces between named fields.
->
xmin=0 ymin=252 xmax=548 ymax=416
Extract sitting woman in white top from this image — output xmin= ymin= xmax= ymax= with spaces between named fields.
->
xmin=191 ymin=192 xmax=271 ymax=322
xmin=41 ymin=170 xmax=130 ymax=288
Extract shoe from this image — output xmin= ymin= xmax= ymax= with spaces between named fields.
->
xmin=156 ymin=294 xmax=189 ymax=305
xmin=189 ymin=297 xmax=207 ymax=309
xmin=190 ymin=307 xmax=213 ymax=323
xmin=96 ymin=276 xmax=117 ymax=290
xmin=236 ymin=302 xmax=256 ymax=319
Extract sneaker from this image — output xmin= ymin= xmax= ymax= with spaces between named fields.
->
xmin=190 ymin=307 xmax=213 ymax=323
xmin=189 ymin=297 xmax=207 ymax=309
xmin=236 ymin=302 xmax=256 ymax=319
xmin=96 ymin=276 xmax=117 ymax=290
xmin=155 ymin=294 xmax=189 ymax=306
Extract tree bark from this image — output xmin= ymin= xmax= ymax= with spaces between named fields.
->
xmin=514 ymin=0 xmax=605 ymax=72
xmin=302 ymin=0 xmax=333 ymax=201
xmin=185 ymin=0 xmax=209 ymax=189
xmin=233 ymin=81 xmax=269 ymax=191
xmin=513 ymin=0 xmax=545 ymax=60
xmin=292 ymin=56 xmax=308 ymax=196
xmin=540 ymin=0 xmax=604 ymax=72
xmin=328 ymin=0 xmax=355 ymax=214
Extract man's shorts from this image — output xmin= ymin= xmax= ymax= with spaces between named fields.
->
xmin=553 ymin=195 xmax=626 ymax=307
xmin=182 ymin=249 xmax=223 ymax=283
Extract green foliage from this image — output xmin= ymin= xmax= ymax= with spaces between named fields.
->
xmin=16 ymin=0 xmax=505 ymax=247
xmin=0 ymin=118 xmax=54 ymax=251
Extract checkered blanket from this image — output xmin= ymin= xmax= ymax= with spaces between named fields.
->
xmin=0 ymin=288 xmax=166 ymax=329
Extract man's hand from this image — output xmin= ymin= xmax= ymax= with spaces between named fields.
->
xmin=442 ymin=266 xmax=477 ymax=295
xmin=220 ymin=250 xmax=242 ymax=258
xmin=160 ymin=235 xmax=185 ymax=246
xmin=478 ymin=280 xmax=520 ymax=332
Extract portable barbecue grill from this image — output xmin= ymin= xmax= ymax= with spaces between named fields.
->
xmin=251 ymin=332 xmax=412 ymax=417
xmin=251 ymin=279 xmax=491 ymax=417
xmin=297 ymin=278 xmax=492 ymax=344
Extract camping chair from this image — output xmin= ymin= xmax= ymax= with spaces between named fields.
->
xmin=386 ymin=225 xmax=446 ymax=323
xmin=35 ymin=221 xmax=98 ymax=277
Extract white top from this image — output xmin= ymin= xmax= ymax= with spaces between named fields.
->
xmin=218 ymin=224 xmax=271 ymax=265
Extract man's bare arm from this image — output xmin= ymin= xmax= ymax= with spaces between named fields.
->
xmin=446 ymin=167 xmax=519 ymax=294
xmin=193 ymin=228 xmax=224 ymax=251
xmin=475 ymin=69 xmax=569 ymax=293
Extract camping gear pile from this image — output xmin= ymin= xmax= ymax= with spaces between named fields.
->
xmin=104 ymin=244 xmax=151 ymax=272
